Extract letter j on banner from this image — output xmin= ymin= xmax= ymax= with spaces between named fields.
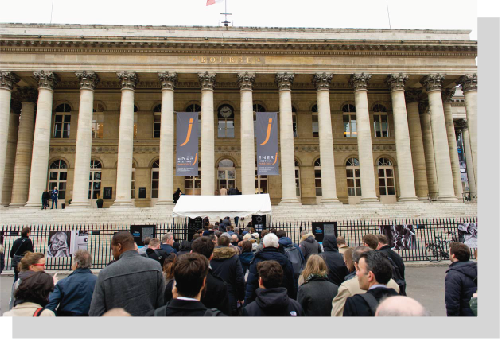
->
xmin=256 ymin=112 xmax=279 ymax=175
xmin=176 ymin=112 xmax=199 ymax=176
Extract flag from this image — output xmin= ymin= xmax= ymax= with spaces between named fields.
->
xmin=206 ymin=0 xmax=224 ymax=6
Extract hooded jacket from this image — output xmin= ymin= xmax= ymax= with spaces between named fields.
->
xmin=243 ymin=287 xmax=303 ymax=316
xmin=445 ymin=261 xmax=477 ymax=316
xmin=297 ymin=275 xmax=339 ymax=316
xmin=239 ymin=252 xmax=255 ymax=276
xmin=378 ymin=245 xmax=405 ymax=280
xmin=319 ymin=236 xmax=349 ymax=286
xmin=278 ymin=236 xmax=305 ymax=274
xmin=300 ymin=236 xmax=321 ymax=260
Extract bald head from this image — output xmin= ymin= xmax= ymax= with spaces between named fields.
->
xmin=375 ymin=296 xmax=429 ymax=316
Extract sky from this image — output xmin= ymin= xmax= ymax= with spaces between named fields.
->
xmin=0 ymin=0 xmax=479 ymax=40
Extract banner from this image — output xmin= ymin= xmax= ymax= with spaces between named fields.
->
xmin=379 ymin=225 xmax=417 ymax=250
xmin=176 ymin=112 xmax=199 ymax=176
xmin=457 ymin=223 xmax=477 ymax=248
xmin=70 ymin=231 xmax=89 ymax=254
xmin=255 ymin=112 xmax=279 ymax=175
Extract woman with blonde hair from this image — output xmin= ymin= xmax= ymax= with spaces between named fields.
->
xmin=297 ymin=254 xmax=339 ymax=316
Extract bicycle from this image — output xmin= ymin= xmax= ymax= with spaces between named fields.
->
xmin=425 ymin=236 xmax=450 ymax=262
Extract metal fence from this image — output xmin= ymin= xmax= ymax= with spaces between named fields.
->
xmin=0 ymin=217 xmax=477 ymax=270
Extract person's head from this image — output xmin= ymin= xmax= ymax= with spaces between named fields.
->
xmin=21 ymin=227 xmax=31 ymax=238
xmin=218 ymin=235 xmax=230 ymax=247
xmin=192 ymin=233 xmax=201 ymax=241
xmin=19 ymin=252 xmax=46 ymax=272
xmin=231 ymin=235 xmax=238 ymax=243
xmin=209 ymin=234 xmax=217 ymax=246
xmin=276 ymin=230 xmax=286 ymax=239
xmin=449 ymin=242 xmax=471 ymax=262
xmin=377 ymin=235 xmax=389 ymax=249
xmin=14 ymin=272 xmax=54 ymax=306
xmin=242 ymin=241 xmax=252 ymax=253
xmin=243 ymin=234 xmax=251 ymax=242
xmin=191 ymin=236 xmax=215 ymax=260
xmin=336 ymin=236 xmax=346 ymax=247
xmin=162 ymin=253 xmax=177 ymax=280
xmin=356 ymin=250 xmax=393 ymax=290
xmin=362 ymin=234 xmax=379 ymax=250
xmin=73 ymin=249 xmax=92 ymax=270
xmin=148 ymin=238 xmax=161 ymax=250
xmin=352 ymin=246 xmax=371 ymax=267
xmin=344 ymin=247 xmax=355 ymax=272
xmin=143 ymin=237 xmax=151 ymax=247
xmin=226 ymin=227 xmax=233 ymax=232
xmin=263 ymin=233 xmax=279 ymax=249
xmin=257 ymin=260 xmax=283 ymax=289
xmin=54 ymin=186 xmax=57 ymax=190
xmin=261 ymin=230 xmax=270 ymax=239
xmin=375 ymin=296 xmax=430 ymax=316
xmin=103 ymin=308 xmax=131 ymax=316
xmin=173 ymin=253 xmax=208 ymax=299
xmin=111 ymin=231 xmax=136 ymax=260
xmin=301 ymin=254 xmax=328 ymax=280
xmin=162 ymin=233 xmax=174 ymax=245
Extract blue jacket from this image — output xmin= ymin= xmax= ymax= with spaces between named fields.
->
xmin=46 ymin=268 xmax=97 ymax=316
xmin=445 ymin=261 xmax=477 ymax=316
xmin=239 ymin=252 xmax=254 ymax=275
xmin=278 ymin=237 xmax=305 ymax=268
xmin=160 ymin=244 xmax=176 ymax=254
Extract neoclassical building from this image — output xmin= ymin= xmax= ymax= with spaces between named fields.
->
xmin=0 ymin=24 xmax=477 ymax=209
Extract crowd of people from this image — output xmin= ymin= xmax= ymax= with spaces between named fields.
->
xmin=1 ymin=224 xmax=478 ymax=317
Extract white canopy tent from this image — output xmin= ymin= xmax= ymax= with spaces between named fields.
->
xmin=172 ymin=194 xmax=272 ymax=219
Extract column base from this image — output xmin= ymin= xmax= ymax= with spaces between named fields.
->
xmin=320 ymin=198 xmax=341 ymax=205
xmin=24 ymin=201 xmax=42 ymax=209
xmin=68 ymin=201 xmax=92 ymax=208
xmin=398 ymin=196 xmax=419 ymax=202
xmin=437 ymin=195 xmax=459 ymax=203
xmin=360 ymin=197 xmax=379 ymax=203
xmin=278 ymin=198 xmax=301 ymax=206
xmin=8 ymin=203 xmax=27 ymax=208
xmin=112 ymin=200 xmax=135 ymax=207
xmin=155 ymin=200 xmax=175 ymax=207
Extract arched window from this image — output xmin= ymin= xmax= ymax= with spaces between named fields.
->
xmin=346 ymin=158 xmax=361 ymax=196
xmin=314 ymin=158 xmax=322 ymax=196
xmin=217 ymin=159 xmax=236 ymax=190
xmin=311 ymin=104 xmax=319 ymax=138
xmin=92 ymin=103 xmax=105 ymax=138
xmin=343 ymin=104 xmax=357 ymax=138
xmin=185 ymin=161 xmax=201 ymax=195
xmin=54 ymin=103 xmax=71 ymax=138
xmin=378 ymin=157 xmax=395 ymax=196
xmin=88 ymin=160 xmax=102 ymax=199
xmin=295 ymin=160 xmax=301 ymax=198
xmin=48 ymin=160 xmax=67 ymax=200
xmin=292 ymin=106 xmax=298 ymax=138
xmin=134 ymin=105 xmax=139 ymax=138
xmin=253 ymin=103 xmax=266 ymax=113
xmin=131 ymin=162 xmax=136 ymax=199
xmin=151 ymin=160 xmax=159 ymax=198
xmin=373 ymin=104 xmax=389 ymax=137
xmin=186 ymin=103 xmax=202 ymax=137
xmin=217 ymin=104 xmax=235 ymax=138
xmin=153 ymin=104 xmax=162 ymax=138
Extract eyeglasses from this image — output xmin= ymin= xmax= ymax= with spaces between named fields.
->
xmin=33 ymin=263 xmax=46 ymax=267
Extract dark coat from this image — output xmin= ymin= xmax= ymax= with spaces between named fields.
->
xmin=159 ymin=299 xmax=226 ymax=316
xmin=46 ymin=268 xmax=97 ymax=316
xmin=244 ymin=246 xmax=296 ymax=305
xmin=146 ymin=248 xmax=170 ymax=267
xmin=9 ymin=237 xmax=34 ymax=258
xmin=164 ymin=279 xmax=174 ymax=304
xmin=201 ymin=268 xmax=232 ymax=316
xmin=297 ymin=275 xmax=339 ymax=316
xmin=343 ymin=287 xmax=399 ymax=316
xmin=243 ymin=287 xmax=304 ymax=316
xmin=319 ymin=236 xmax=349 ymax=286
xmin=160 ymin=244 xmax=176 ymax=255
xmin=239 ymin=252 xmax=254 ymax=275
xmin=445 ymin=261 xmax=477 ymax=316
xmin=210 ymin=246 xmax=245 ymax=315
xmin=378 ymin=245 xmax=405 ymax=280
xmin=300 ymin=236 xmax=321 ymax=260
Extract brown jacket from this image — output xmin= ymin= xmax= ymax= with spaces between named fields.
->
xmin=3 ymin=302 xmax=55 ymax=317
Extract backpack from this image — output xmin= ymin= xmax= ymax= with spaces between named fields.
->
xmin=357 ymin=293 xmax=379 ymax=315
xmin=284 ymin=245 xmax=303 ymax=275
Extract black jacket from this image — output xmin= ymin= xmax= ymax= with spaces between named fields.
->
xmin=300 ymin=236 xmax=321 ymax=260
xmin=159 ymin=299 xmax=225 ymax=316
xmin=343 ymin=287 xmax=399 ymax=316
xmin=378 ymin=245 xmax=405 ymax=280
xmin=445 ymin=261 xmax=477 ymax=316
xmin=9 ymin=237 xmax=34 ymax=258
xmin=243 ymin=287 xmax=304 ymax=316
xmin=201 ymin=268 xmax=232 ymax=316
xmin=297 ymin=275 xmax=339 ymax=316
xmin=319 ymin=236 xmax=349 ymax=286
xmin=146 ymin=248 xmax=170 ymax=267
xmin=244 ymin=246 xmax=296 ymax=305
xmin=210 ymin=246 xmax=245 ymax=315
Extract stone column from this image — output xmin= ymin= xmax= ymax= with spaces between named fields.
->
xmin=349 ymin=73 xmax=378 ymax=202
xmin=276 ymin=73 xmax=299 ymax=204
xmin=442 ymin=88 xmax=464 ymax=201
xmin=458 ymin=74 xmax=477 ymax=183
xmin=238 ymin=72 xmax=256 ymax=196
xmin=10 ymin=88 xmax=37 ymax=207
xmin=421 ymin=74 xmax=457 ymax=202
xmin=387 ymin=73 xmax=418 ymax=201
xmin=25 ymin=71 xmax=59 ymax=208
xmin=419 ymin=102 xmax=439 ymax=200
xmin=198 ymin=72 xmax=216 ymax=196
xmin=405 ymin=89 xmax=429 ymax=200
xmin=0 ymin=72 xmax=20 ymax=207
xmin=2 ymin=100 xmax=20 ymax=206
xmin=313 ymin=73 xmax=339 ymax=203
xmin=113 ymin=72 xmax=138 ymax=206
xmin=459 ymin=120 xmax=477 ymax=200
xmin=70 ymin=72 xmax=100 ymax=207
xmin=156 ymin=72 xmax=177 ymax=206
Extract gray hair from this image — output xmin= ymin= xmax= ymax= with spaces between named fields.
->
xmin=162 ymin=233 xmax=173 ymax=243
xmin=74 ymin=249 xmax=92 ymax=269
xmin=375 ymin=296 xmax=430 ymax=316
xmin=352 ymin=246 xmax=371 ymax=264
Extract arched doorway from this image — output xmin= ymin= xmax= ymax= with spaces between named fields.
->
xmin=217 ymin=159 xmax=236 ymax=192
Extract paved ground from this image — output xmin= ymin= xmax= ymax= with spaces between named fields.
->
xmin=0 ymin=264 xmax=449 ymax=316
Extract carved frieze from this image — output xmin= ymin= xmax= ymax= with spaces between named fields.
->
xmin=458 ymin=73 xmax=477 ymax=92
xmin=349 ymin=73 xmax=371 ymax=91
xmin=386 ymin=73 xmax=409 ymax=92
xmin=76 ymin=71 xmax=100 ymax=90
xmin=15 ymin=86 xmax=38 ymax=102
xmin=0 ymin=71 xmax=20 ymax=91
xmin=198 ymin=71 xmax=216 ymax=91
xmin=33 ymin=71 xmax=59 ymax=90
xmin=275 ymin=72 xmax=294 ymax=91
xmin=313 ymin=72 xmax=333 ymax=91
xmin=237 ymin=72 xmax=255 ymax=91
xmin=117 ymin=72 xmax=138 ymax=90
xmin=158 ymin=72 xmax=177 ymax=90
xmin=420 ymin=74 xmax=445 ymax=92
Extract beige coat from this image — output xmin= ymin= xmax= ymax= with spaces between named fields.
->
xmin=331 ymin=277 xmax=399 ymax=316
xmin=338 ymin=245 xmax=350 ymax=256
xmin=3 ymin=302 xmax=55 ymax=317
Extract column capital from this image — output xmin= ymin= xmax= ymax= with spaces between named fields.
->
xmin=76 ymin=71 xmax=100 ymax=91
xmin=441 ymin=87 xmax=456 ymax=103
xmin=198 ymin=71 xmax=216 ymax=91
xmin=386 ymin=73 xmax=409 ymax=91
xmin=10 ymin=98 xmax=22 ymax=115
xmin=349 ymin=73 xmax=371 ymax=91
xmin=0 ymin=71 xmax=20 ymax=91
xmin=116 ymin=71 xmax=138 ymax=90
xmin=420 ymin=73 xmax=445 ymax=92
xmin=313 ymin=72 xmax=333 ymax=90
xmin=454 ymin=118 xmax=468 ymax=131
xmin=404 ymin=88 xmax=423 ymax=103
xmin=33 ymin=71 xmax=59 ymax=90
xmin=275 ymin=72 xmax=294 ymax=91
xmin=158 ymin=71 xmax=178 ymax=90
xmin=237 ymin=72 xmax=255 ymax=91
xmin=15 ymin=86 xmax=38 ymax=102
xmin=458 ymin=73 xmax=477 ymax=92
